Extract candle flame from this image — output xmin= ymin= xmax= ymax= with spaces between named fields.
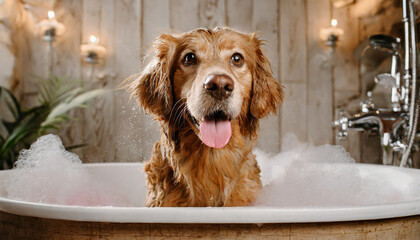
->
xmin=48 ymin=11 xmax=55 ymax=20
xmin=89 ymin=35 xmax=99 ymax=43
xmin=331 ymin=19 xmax=338 ymax=27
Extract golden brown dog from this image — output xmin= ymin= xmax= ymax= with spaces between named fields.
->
xmin=132 ymin=27 xmax=283 ymax=207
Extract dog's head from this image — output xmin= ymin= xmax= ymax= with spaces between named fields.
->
xmin=134 ymin=28 xmax=283 ymax=149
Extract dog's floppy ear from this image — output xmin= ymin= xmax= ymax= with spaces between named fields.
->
xmin=249 ymin=33 xmax=284 ymax=119
xmin=135 ymin=34 xmax=177 ymax=120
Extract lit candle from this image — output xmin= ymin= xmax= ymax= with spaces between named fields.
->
xmin=81 ymin=35 xmax=106 ymax=64
xmin=37 ymin=10 xmax=65 ymax=42
xmin=320 ymin=19 xmax=344 ymax=42
xmin=48 ymin=10 xmax=55 ymax=20
xmin=331 ymin=19 xmax=338 ymax=28
xmin=90 ymin=35 xmax=98 ymax=44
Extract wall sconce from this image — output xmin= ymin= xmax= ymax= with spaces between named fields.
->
xmin=320 ymin=19 xmax=344 ymax=50
xmin=320 ymin=19 xmax=344 ymax=144
xmin=80 ymin=35 xmax=106 ymax=65
xmin=80 ymin=35 xmax=106 ymax=85
xmin=37 ymin=10 xmax=65 ymax=76
xmin=37 ymin=11 xmax=65 ymax=43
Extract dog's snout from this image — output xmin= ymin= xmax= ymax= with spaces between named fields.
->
xmin=204 ymin=74 xmax=234 ymax=100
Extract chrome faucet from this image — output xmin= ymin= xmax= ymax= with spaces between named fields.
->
xmin=333 ymin=0 xmax=419 ymax=167
xmin=333 ymin=107 xmax=407 ymax=165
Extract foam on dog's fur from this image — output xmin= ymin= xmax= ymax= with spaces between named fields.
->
xmin=4 ymin=134 xmax=420 ymax=207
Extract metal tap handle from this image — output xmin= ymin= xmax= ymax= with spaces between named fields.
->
xmin=369 ymin=34 xmax=401 ymax=54
xmin=333 ymin=110 xmax=349 ymax=139
xmin=361 ymin=91 xmax=375 ymax=113
xmin=367 ymin=91 xmax=373 ymax=102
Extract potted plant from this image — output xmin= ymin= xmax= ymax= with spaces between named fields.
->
xmin=0 ymin=76 xmax=108 ymax=169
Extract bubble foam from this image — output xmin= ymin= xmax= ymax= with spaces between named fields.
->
xmin=6 ymin=134 xmax=130 ymax=207
xmin=4 ymin=133 xmax=420 ymax=208
xmin=254 ymin=133 xmax=420 ymax=207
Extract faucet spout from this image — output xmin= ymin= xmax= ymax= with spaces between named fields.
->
xmin=333 ymin=110 xmax=407 ymax=165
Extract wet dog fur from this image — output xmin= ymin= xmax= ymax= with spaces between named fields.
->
xmin=131 ymin=27 xmax=283 ymax=207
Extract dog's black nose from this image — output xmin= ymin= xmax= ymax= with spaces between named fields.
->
xmin=204 ymin=74 xmax=234 ymax=100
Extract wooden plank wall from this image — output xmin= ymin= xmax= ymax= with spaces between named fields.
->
xmin=10 ymin=0 xmax=363 ymax=162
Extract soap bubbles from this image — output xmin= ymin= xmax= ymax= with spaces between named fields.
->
xmin=6 ymin=134 xmax=129 ymax=206
xmin=3 ymin=133 xmax=420 ymax=208
xmin=254 ymin=133 xmax=419 ymax=207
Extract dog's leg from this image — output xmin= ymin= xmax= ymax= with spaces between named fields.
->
xmin=224 ymin=155 xmax=262 ymax=206
xmin=145 ymin=142 xmax=194 ymax=207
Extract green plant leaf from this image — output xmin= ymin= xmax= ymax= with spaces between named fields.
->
xmin=0 ymin=87 xmax=21 ymax=121
xmin=0 ymin=113 xmax=41 ymax=159
xmin=65 ymin=143 xmax=88 ymax=151
xmin=41 ymin=89 xmax=109 ymax=127
xmin=1 ymin=75 xmax=109 ymax=169
xmin=39 ymin=115 xmax=70 ymax=133
xmin=55 ymin=87 xmax=83 ymax=105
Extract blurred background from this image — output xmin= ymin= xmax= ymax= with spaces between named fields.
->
xmin=0 ymin=0 xmax=416 ymax=166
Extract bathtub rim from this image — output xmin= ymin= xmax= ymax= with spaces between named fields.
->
xmin=1 ymin=162 xmax=420 ymax=223
xmin=1 ymin=196 xmax=420 ymax=223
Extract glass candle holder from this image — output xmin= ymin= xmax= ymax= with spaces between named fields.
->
xmin=37 ymin=11 xmax=65 ymax=42
xmin=320 ymin=19 xmax=344 ymax=48
xmin=80 ymin=35 xmax=106 ymax=64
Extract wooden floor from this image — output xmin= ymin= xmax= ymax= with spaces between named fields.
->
xmin=1 ymin=211 xmax=420 ymax=239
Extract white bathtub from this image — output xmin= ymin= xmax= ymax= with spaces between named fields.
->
xmin=0 ymin=162 xmax=420 ymax=224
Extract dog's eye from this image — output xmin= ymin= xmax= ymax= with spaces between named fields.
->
xmin=231 ymin=53 xmax=244 ymax=67
xmin=183 ymin=53 xmax=197 ymax=66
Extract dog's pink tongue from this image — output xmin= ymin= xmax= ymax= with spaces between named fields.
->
xmin=200 ymin=119 xmax=231 ymax=148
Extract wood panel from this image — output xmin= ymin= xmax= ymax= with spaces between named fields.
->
xmin=67 ymin=0 xmax=100 ymax=161
xmin=306 ymin=0 xmax=333 ymax=145
xmin=54 ymin=0 xmax=84 ymax=158
xmin=281 ymin=82 xmax=307 ymax=142
xmin=80 ymin=0 xmax=118 ymax=162
xmin=280 ymin=0 xmax=307 ymax=84
xmin=113 ymin=0 xmax=142 ymax=162
xmin=138 ymin=0 xmax=170 ymax=161
xmin=252 ymin=0 xmax=280 ymax=152
xmin=92 ymin=0 xmax=119 ymax=162
xmin=333 ymin=5 xmax=360 ymax=110
xmin=2 ymin=211 xmax=420 ymax=240
xmin=12 ymin=2 xmax=49 ymax=107
xmin=170 ymin=0 xmax=199 ymax=32
xmin=198 ymin=0 xmax=226 ymax=28
xmin=279 ymin=0 xmax=307 ymax=142
xmin=0 ymin=0 xmax=14 ymax=89
xmin=226 ymin=0 xmax=252 ymax=32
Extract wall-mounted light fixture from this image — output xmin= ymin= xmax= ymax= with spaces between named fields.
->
xmin=37 ymin=10 xmax=65 ymax=75
xmin=320 ymin=19 xmax=344 ymax=144
xmin=320 ymin=19 xmax=344 ymax=51
xmin=80 ymin=35 xmax=106 ymax=85
xmin=37 ymin=11 xmax=65 ymax=43
xmin=81 ymin=35 xmax=106 ymax=65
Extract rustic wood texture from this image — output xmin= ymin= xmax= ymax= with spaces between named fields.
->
xmin=1 ymin=211 xmax=420 ymax=239
xmin=55 ymin=0 xmax=85 ymax=159
xmin=1 ymin=0 xmax=405 ymax=162
xmin=198 ymin=0 xmax=226 ymax=28
xmin=252 ymin=0 xmax=281 ymax=152
xmin=112 ymin=0 xmax=143 ymax=162
xmin=306 ymin=0 xmax=333 ymax=146
xmin=88 ymin=0 xmax=118 ymax=162
xmin=225 ymin=0 xmax=252 ymax=33
xmin=279 ymin=0 xmax=307 ymax=143
xmin=8 ymin=1 xmax=50 ymax=107
xmin=139 ymin=0 xmax=170 ymax=161
xmin=170 ymin=0 xmax=199 ymax=31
